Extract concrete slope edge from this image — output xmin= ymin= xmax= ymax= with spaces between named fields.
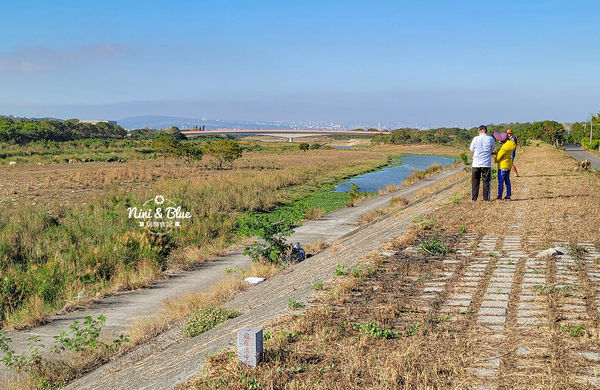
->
xmin=341 ymin=165 xmax=467 ymax=236
xmin=66 ymin=169 xmax=466 ymax=390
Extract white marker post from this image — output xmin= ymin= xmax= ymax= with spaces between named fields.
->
xmin=237 ymin=327 xmax=263 ymax=368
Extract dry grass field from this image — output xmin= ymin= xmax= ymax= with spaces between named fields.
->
xmin=0 ymin=140 xmax=466 ymax=329
xmin=191 ymin=143 xmax=600 ymax=389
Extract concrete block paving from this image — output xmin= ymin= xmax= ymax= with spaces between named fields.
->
xmin=426 ymin=231 xmax=600 ymax=388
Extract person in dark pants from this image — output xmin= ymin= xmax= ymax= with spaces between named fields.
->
xmin=469 ymin=125 xmax=495 ymax=201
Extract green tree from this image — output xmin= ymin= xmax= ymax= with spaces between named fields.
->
xmin=166 ymin=126 xmax=186 ymax=141
xmin=204 ymin=139 xmax=242 ymax=169
xmin=178 ymin=142 xmax=203 ymax=165
xmin=152 ymin=136 xmax=179 ymax=168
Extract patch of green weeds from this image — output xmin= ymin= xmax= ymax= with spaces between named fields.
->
xmin=458 ymin=225 xmax=467 ymax=233
xmin=288 ymin=299 xmax=305 ymax=309
xmin=334 ymin=264 xmax=346 ymax=276
xmin=184 ymin=306 xmax=240 ymax=337
xmin=449 ymin=193 xmax=462 ymax=205
xmin=417 ymin=237 xmax=449 ymax=256
xmin=240 ymin=373 xmax=263 ymax=389
xmin=313 ymin=280 xmax=324 ymax=290
xmin=411 ymin=215 xmax=425 ymax=223
xmin=403 ymin=322 xmax=421 ymax=336
xmin=561 ymin=324 xmax=585 ymax=337
xmin=351 ymin=321 xmax=398 ymax=339
xmin=419 ymin=217 xmax=438 ymax=230
xmin=533 ymin=284 xmax=576 ymax=296
xmin=348 ymin=264 xmax=375 ymax=279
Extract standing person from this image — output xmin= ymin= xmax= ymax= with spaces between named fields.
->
xmin=469 ymin=125 xmax=495 ymax=201
xmin=493 ymin=131 xmax=517 ymax=200
xmin=506 ymin=128 xmax=520 ymax=177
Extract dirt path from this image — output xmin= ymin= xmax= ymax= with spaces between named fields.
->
xmin=564 ymin=144 xmax=600 ymax=170
xmin=66 ymin=172 xmax=466 ymax=389
xmin=0 ymin=166 xmax=463 ymax=383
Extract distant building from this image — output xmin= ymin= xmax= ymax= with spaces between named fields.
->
xmin=80 ymin=120 xmax=117 ymax=125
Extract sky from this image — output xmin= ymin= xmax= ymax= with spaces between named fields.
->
xmin=1 ymin=0 xmax=599 ymax=127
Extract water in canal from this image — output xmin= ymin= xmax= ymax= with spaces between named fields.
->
xmin=334 ymin=153 xmax=457 ymax=193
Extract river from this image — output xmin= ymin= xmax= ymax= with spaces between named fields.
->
xmin=334 ymin=153 xmax=457 ymax=193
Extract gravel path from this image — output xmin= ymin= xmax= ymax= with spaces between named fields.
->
xmin=0 ymin=166 xmax=463 ymax=383
xmin=66 ymin=171 xmax=466 ymax=389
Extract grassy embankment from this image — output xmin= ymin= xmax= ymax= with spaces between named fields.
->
xmin=190 ymin=143 xmax=600 ymax=389
xmin=0 ymin=141 xmax=417 ymax=329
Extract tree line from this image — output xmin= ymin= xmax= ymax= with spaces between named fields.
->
xmin=568 ymin=113 xmax=600 ymax=150
xmin=152 ymin=135 xmax=243 ymax=169
xmin=0 ymin=117 xmax=127 ymax=144
xmin=371 ymin=121 xmax=567 ymax=147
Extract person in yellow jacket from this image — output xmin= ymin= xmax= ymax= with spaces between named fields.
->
xmin=492 ymin=131 xmax=516 ymax=200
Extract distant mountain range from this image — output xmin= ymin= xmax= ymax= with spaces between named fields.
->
xmin=116 ymin=115 xmax=328 ymax=130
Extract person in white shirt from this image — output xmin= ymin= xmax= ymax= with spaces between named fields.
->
xmin=469 ymin=125 xmax=496 ymax=201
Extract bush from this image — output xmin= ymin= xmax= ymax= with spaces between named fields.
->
xmin=0 ymin=315 xmax=128 ymax=387
xmin=238 ymin=212 xmax=294 ymax=263
xmin=298 ymin=142 xmax=309 ymax=151
xmin=460 ymin=152 xmax=469 ymax=165
xmin=347 ymin=183 xmax=362 ymax=207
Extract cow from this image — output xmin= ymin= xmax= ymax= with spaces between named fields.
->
xmin=9 ymin=161 xmax=16 ymax=166
xmin=68 ymin=158 xmax=78 ymax=164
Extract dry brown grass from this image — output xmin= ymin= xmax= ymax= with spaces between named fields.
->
xmin=3 ymin=296 xmax=49 ymax=329
xmin=357 ymin=208 xmax=387 ymax=225
xmin=358 ymin=197 xmax=410 ymax=225
xmin=304 ymin=207 xmax=326 ymax=220
xmin=414 ymin=169 xmax=469 ymax=199
xmin=304 ymin=238 xmax=330 ymax=254
xmin=377 ymin=183 xmax=400 ymax=195
xmin=130 ymin=261 xmax=280 ymax=345
xmin=401 ymin=163 xmax=443 ymax=187
xmin=0 ymin=143 xmax=395 ymax=206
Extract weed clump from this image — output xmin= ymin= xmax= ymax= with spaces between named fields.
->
xmin=416 ymin=237 xmax=449 ymax=256
xmin=351 ymin=321 xmax=398 ymax=339
xmin=184 ymin=306 xmax=240 ymax=337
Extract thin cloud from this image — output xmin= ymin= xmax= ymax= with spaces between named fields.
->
xmin=0 ymin=43 xmax=129 ymax=73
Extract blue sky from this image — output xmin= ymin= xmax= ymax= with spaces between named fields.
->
xmin=1 ymin=0 xmax=599 ymax=127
